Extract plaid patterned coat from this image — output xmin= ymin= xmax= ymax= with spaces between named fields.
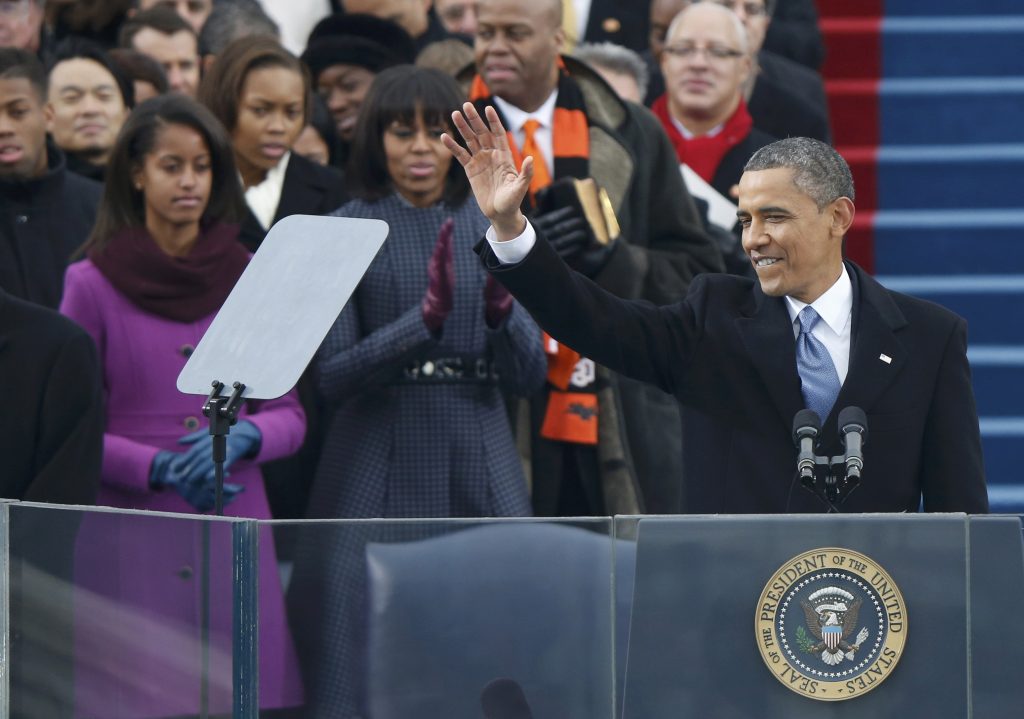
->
xmin=308 ymin=194 xmax=545 ymax=519
xmin=289 ymin=196 xmax=544 ymax=715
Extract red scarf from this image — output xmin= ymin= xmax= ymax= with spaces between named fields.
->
xmin=651 ymin=94 xmax=753 ymax=184
xmin=89 ymin=222 xmax=249 ymax=323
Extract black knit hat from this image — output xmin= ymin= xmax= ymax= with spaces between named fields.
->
xmin=301 ymin=13 xmax=416 ymax=79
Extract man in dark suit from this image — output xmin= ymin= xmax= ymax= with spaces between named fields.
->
xmin=442 ymin=112 xmax=988 ymax=514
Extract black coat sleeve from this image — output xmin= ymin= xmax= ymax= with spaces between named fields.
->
xmin=478 ymin=227 xmax=707 ymax=398
xmin=24 ymin=329 xmax=103 ymax=505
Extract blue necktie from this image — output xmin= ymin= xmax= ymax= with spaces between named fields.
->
xmin=796 ymin=306 xmax=841 ymax=424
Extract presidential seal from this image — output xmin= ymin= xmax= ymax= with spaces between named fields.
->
xmin=755 ymin=548 xmax=907 ymax=701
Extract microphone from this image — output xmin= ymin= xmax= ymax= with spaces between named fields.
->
xmin=792 ymin=409 xmax=822 ymax=483
xmin=838 ymin=406 xmax=868 ymax=481
xmin=481 ymin=678 xmax=534 ymax=719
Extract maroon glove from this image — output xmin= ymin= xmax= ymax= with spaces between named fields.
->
xmin=422 ymin=218 xmax=455 ymax=334
xmin=484 ymin=274 xmax=513 ymax=328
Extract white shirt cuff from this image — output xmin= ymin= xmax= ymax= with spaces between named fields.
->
xmin=486 ymin=220 xmax=536 ymax=265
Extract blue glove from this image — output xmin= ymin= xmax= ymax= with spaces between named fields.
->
xmin=173 ymin=471 xmax=245 ymax=513
xmin=175 ymin=419 xmax=263 ymax=480
xmin=150 ymin=450 xmax=245 ymax=512
xmin=149 ymin=450 xmax=182 ymax=489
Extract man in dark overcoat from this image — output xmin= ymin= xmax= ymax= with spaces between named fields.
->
xmin=442 ymin=115 xmax=989 ymax=514
xmin=465 ymin=0 xmax=724 ymax=516
xmin=0 ymin=48 xmax=102 ymax=310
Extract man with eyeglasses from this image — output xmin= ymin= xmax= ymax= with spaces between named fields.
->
xmin=653 ymin=4 xmax=774 ymax=202
xmin=646 ymin=0 xmax=829 ymax=143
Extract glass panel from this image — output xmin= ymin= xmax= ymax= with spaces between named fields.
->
xmin=273 ymin=518 xmax=615 ymax=718
xmin=968 ymin=514 xmax=1024 ymax=714
xmin=616 ymin=514 xmax=968 ymax=718
xmin=7 ymin=503 xmax=238 ymax=719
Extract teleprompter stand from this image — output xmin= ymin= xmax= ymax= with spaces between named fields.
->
xmin=201 ymin=380 xmax=246 ymax=517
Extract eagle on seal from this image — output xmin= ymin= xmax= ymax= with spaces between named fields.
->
xmin=801 ymin=596 xmax=868 ymax=666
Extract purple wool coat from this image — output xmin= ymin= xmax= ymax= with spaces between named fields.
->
xmin=60 ymin=259 xmax=305 ymax=717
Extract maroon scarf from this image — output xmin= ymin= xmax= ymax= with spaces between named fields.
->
xmin=89 ymin=222 xmax=249 ymax=323
xmin=652 ymin=94 xmax=754 ymax=184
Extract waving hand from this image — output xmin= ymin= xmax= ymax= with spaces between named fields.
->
xmin=441 ymin=102 xmax=531 ymax=241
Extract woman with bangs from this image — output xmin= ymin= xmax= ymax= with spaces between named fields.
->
xmin=198 ymin=35 xmax=346 ymax=253
xmin=286 ymin=66 xmax=545 ymax=715
xmin=310 ymin=64 xmax=546 ymax=522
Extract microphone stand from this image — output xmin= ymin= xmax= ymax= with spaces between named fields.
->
xmin=800 ymin=450 xmax=861 ymax=512
xmin=198 ymin=380 xmax=246 ymax=718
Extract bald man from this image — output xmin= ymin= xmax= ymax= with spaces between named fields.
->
xmin=469 ymin=0 xmax=722 ymax=517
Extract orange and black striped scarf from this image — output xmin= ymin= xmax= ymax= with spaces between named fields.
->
xmin=470 ymin=66 xmax=601 ymax=445
xmin=469 ymin=64 xmax=591 ymax=209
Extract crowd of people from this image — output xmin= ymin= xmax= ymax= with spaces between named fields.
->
xmin=1 ymin=0 xmax=986 ymax=717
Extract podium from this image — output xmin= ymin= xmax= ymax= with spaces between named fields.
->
xmin=619 ymin=514 xmax=1024 ymax=717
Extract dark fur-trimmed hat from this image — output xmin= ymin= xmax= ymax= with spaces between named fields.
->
xmin=301 ymin=13 xmax=416 ymax=79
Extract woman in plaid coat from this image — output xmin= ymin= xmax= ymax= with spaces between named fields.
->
xmin=288 ymin=67 xmax=545 ymax=717
xmin=309 ymin=68 xmax=545 ymax=520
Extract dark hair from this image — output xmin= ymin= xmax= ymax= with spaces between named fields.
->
xmin=50 ymin=38 xmax=135 ymax=108
xmin=83 ymin=94 xmax=245 ymax=255
xmin=119 ymin=6 xmax=196 ymax=49
xmin=108 ymin=47 xmax=169 ymax=95
xmin=197 ymin=35 xmax=311 ymax=131
xmin=745 ymin=137 xmax=855 ymax=209
xmin=199 ymin=1 xmax=279 ymax=57
xmin=347 ymin=65 xmax=469 ymax=205
xmin=0 ymin=47 xmax=47 ymax=101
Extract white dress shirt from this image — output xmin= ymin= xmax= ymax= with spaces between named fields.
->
xmin=486 ymin=222 xmax=854 ymax=384
xmin=492 ymin=91 xmax=558 ymax=177
xmin=670 ymin=114 xmax=723 ymax=140
xmin=244 ymin=151 xmax=291 ymax=231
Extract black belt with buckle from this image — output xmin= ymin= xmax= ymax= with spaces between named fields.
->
xmin=396 ymin=356 xmax=499 ymax=384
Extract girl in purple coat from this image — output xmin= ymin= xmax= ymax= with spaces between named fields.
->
xmin=60 ymin=95 xmax=304 ymax=717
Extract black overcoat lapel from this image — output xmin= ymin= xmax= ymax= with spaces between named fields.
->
xmin=736 ymin=284 xmax=805 ymax=432
xmin=832 ymin=263 xmax=908 ymax=429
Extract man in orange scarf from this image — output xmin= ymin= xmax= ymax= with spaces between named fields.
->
xmin=467 ymin=0 xmax=723 ymax=516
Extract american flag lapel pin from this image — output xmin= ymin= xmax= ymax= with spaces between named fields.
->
xmin=879 ymin=353 xmax=892 ymax=364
